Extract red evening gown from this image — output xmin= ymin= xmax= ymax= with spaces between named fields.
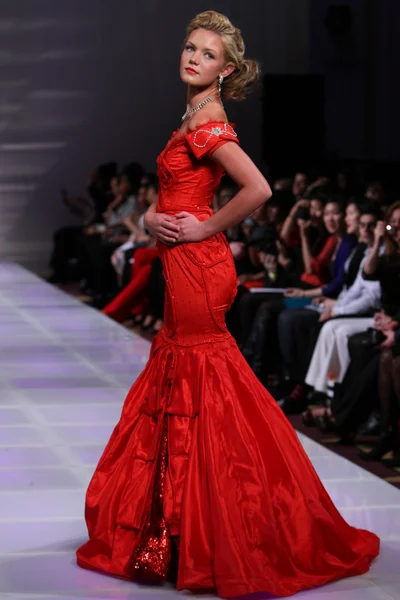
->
xmin=76 ymin=121 xmax=379 ymax=597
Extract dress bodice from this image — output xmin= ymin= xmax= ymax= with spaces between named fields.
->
xmin=156 ymin=121 xmax=239 ymax=215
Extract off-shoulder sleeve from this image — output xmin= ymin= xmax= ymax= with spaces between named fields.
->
xmin=185 ymin=122 xmax=239 ymax=160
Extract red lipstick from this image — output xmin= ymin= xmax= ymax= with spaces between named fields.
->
xmin=186 ymin=67 xmax=198 ymax=75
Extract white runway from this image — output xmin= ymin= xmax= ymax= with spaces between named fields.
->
xmin=0 ymin=262 xmax=399 ymax=600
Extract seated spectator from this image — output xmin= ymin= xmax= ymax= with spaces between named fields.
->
xmin=48 ymin=162 xmax=117 ymax=284
xmin=280 ymin=193 xmax=327 ymax=276
xmin=235 ymin=198 xmax=349 ymax=384
xmin=229 ymin=201 xmax=271 ymax=280
xmin=239 ymin=241 xmax=294 ymax=383
xmin=226 ymin=191 xmax=292 ymax=339
xmin=80 ymin=162 xmax=144 ymax=305
xmin=278 ymin=199 xmax=361 ymax=410
xmin=102 ymin=163 xmax=143 ymax=233
xmin=295 ymin=198 xmax=356 ymax=293
xmin=110 ymin=174 xmax=152 ymax=288
xmin=356 ymin=201 xmax=400 ymax=462
xmin=371 ymin=328 xmax=400 ymax=467
xmin=87 ymin=162 xmax=119 ymax=223
xmin=304 ymin=206 xmax=381 ymax=400
xmin=102 ymin=175 xmax=160 ymax=323
xmin=309 ymin=202 xmax=400 ymax=447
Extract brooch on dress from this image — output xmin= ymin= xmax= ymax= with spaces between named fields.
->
xmin=192 ymin=123 xmax=237 ymax=148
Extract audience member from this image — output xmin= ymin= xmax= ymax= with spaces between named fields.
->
xmin=50 ymin=161 xmax=400 ymax=472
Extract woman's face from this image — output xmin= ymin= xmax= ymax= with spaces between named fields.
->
xmin=180 ymin=28 xmax=233 ymax=89
xmin=345 ymin=203 xmax=360 ymax=235
xmin=323 ymin=202 xmax=343 ymax=235
xmin=310 ymin=199 xmax=323 ymax=222
xmin=389 ymin=208 xmax=400 ymax=244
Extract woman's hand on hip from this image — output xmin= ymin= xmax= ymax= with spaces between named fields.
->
xmin=174 ymin=212 xmax=207 ymax=243
xmin=145 ymin=212 xmax=181 ymax=245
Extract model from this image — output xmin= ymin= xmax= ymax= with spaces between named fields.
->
xmin=76 ymin=10 xmax=379 ymax=598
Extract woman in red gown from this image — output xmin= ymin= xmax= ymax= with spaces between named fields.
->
xmin=76 ymin=10 xmax=379 ymax=597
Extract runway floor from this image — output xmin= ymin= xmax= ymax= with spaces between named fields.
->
xmin=0 ymin=262 xmax=399 ymax=600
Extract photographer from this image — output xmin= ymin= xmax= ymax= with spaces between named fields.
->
xmin=356 ymin=201 xmax=400 ymax=462
xmin=324 ymin=202 xmax=400 ymax=448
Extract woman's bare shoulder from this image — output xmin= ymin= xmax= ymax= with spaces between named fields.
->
xmin=187 ymin=106 xmax=229 ymax=132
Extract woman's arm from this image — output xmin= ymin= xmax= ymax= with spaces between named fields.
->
xmin=299 ymin=221 xmax=313 ymax=274
xmin=122 ymin=217 xmax=142 ymax=237
xmin=143 ymin=202 xmax=181 ymax=245
xmin=204 ymin=144 xmax=272 ymax=237
xmin=176 ymin=144 xmax=271 ymax=242
xmin=106 ymin=194 xmax=125 ymax=213
xmin=309 ymin=235 xmax=337 ymax=281
xmin=363 ymin=221 xmax=385 ymax=277
xmin=122 ymin=207 xmax=146 ymax=237
xmin=285 ymin=286 xmax=323 ymax=298
xmin=280 ymin=200 xmax=308 ymax=246
xmin=143 ymin=203 xmax=157 ymax=227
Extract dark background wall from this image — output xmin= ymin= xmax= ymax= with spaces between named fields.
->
xmin=0 ymin=0 xmax=397 ymax=273
xmin=310 ymin=0 xmax=400 ymax=162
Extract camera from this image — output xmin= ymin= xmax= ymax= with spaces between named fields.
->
xmin=386 ymin=224 xmax=394 ymax=235
xmin=361 ymin=328 xmax=386 ymax=348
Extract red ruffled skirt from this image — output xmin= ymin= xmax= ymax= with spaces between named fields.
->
xmin=77 ymin=234 xmax=379 ymax=597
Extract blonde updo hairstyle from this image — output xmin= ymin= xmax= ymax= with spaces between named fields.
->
xmin=185 ymin=10 xmax=261 ymax=101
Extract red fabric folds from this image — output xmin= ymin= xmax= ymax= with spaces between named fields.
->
xmin=77 ymin=121 xmax=379 ymax=597
xmin=77 ymin=334 xmax=379 ymax=597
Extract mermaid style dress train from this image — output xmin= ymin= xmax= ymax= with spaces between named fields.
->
xmin=76 ymin=121 xmax=379 ymax=597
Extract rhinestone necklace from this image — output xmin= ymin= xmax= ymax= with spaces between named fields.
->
xmin=181 ymin=95 xmax=215 ymax=122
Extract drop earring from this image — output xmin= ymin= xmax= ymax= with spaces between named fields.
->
xmin=218 ymin=75 xmax=224 ymax=94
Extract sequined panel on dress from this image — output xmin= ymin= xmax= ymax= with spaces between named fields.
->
xmin=132 ymin=419 xmax=171 ymax=583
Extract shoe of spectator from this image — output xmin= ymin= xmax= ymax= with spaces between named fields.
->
xmin=358 ymin=429 xmax=398 ymax=461
xmin=277 ymin=395 xmax=308 ymax=415
xmin=381 ymin=449 xmax=400 ymax=468
xmin=314 ymin=410 xmax=339 ymax=434
xmin=301 ymin=392 xmax=328 ymax=427
xmin=132 ymin=314 xmax=144 ymax=326
xmin=356 ymin=411 xmax=380 ymax=437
